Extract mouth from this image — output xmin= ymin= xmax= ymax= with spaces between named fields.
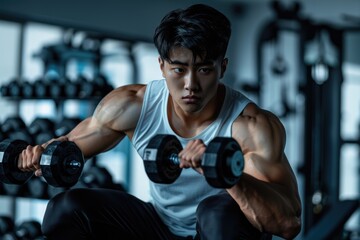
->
xmin=182 ymin=95 xmax=201 ymax=104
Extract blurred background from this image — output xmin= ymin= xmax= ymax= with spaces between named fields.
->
xmin=0 ymin=0 xmax=359 ymax=239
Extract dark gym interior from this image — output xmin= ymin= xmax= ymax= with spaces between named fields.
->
xmin=0 ymin=0 xmax=359 ymax=239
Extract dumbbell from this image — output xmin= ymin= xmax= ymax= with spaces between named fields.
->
xmin=143 ymin=134 xmax=244 ymax=188
xmin=28 ymin=117 xmax=55 ymax=145
xmin=73 ymin=166 xmax=114 ymax=189
xmin=54 ymin=117 xmax=81 ymax=137
xmin=27 ymin=176 xmax=48 ymax=199
xmin=33 ymin=77 xmax=51 ymax=98
xmin=2 ymin=220 xmax=43 ymax=240
xmin=1 ymin=117 xmax=27 ymax=138
xmin=94 ymin=74 xmax=114 ymax=96
xmin=0 ymin=139 xmax=84 ymax=188
xmin=0 ymin=216 xmax=14 ymax=236
xmin=1 ymin=117 xmax=33 ymax=145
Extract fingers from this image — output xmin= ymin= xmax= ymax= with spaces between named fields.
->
xmin=178 ymin=139 xmax=206 ymax=172
xmin=18 ymin=145 xmax=44 ymax=175
xmin=41 ymin=136 xmax=68 ymax=149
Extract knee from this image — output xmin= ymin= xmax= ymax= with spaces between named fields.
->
xmin=42 ymin=188 xmax=89 ymax=235
xmin=196 ymin=194 xmax=267 ymax=240
xmin=196 ymin=193 xmax=238 ymax=221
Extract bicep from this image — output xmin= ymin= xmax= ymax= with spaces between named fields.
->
xmin=232 ymin=104 xmax=293 ymax=185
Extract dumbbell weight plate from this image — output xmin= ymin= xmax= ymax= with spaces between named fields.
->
xmin=202 ymin=137 xmax=244 ymax=188
xmin=0 ymin=139 xmax=33 ymax=184
xmin=143 ymin=134 xmax=182 ymax=184
xmin=40 ymin=141 xmax=84 ymax=187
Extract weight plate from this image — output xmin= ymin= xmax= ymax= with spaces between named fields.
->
xmin=143 ymin=134 xmax=182 ymax=184
xmin=202 ymin=137 xmax=243 ymax=188
xmin=0 ymin=139 xmax=33 ymax=184
xmin=40 ymin=141 xmax=84 ymax=187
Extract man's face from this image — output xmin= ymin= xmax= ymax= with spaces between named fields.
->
xmin=159 ymin=47 xmax=227 ymax=114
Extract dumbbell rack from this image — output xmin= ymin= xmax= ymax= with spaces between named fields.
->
xmin=0 ymin=31 xmax=118 ymax=227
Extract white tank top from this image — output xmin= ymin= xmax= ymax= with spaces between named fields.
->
xmin=132 ymin=79 xmax=251 ymax=237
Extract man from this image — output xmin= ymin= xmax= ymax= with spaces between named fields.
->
xmin=19 ymin=4 xmax=301 ymax=240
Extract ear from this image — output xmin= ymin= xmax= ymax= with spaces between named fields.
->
xmin=158 ymin=56 xmax=165 ymax=78
xmin=220 ymin=58 xmax=228 ymax=79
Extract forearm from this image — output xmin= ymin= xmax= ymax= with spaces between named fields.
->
xmin=227 ymin=173 xmax=301 ymax=239
xmin=42 ymin=117 xmax=125 ymax=158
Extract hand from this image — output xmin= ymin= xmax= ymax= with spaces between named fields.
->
xmin=19 ymin=145 xmax=44 ymax=177
xmin=178 ymin=139 xmax=206 ymax=175
xmin=18 ymin=136 xmax=69 ymax=177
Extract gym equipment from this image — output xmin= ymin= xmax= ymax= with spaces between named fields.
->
xmin=143 ymin=134 xmax=244 ymax=188
xmin=0 ymin=116 xmax=32 ymax=144
xmin=2 ymin=220 xmax=43 ymax=240
xmin=303 ymin=200 xmax=359 ymax=240
xmin=33 ymin=77 xmax=51 ymax=98
xmin=27 ymin=176 xmax=48 ymax=199
xmin=0 ymin=216 xmax=14 ymax=236
xmin=75 ymin=166 xmax=114 ymax=189
xmin=54 ymin=117 xmax=81 ymax=137
xmin=0 ymin=139 xmax=84 ymax=187
xmin=2 ymin=182 xmax=28 ymax=197
xmin=64 ymin=77 xmax=81 ymax=98
xmin=1 ymin=117 xmax=27 ymax=137
xmin=48 ymin=76 xmax=67 ymax=98
xmin=28 ymin=117 xmax=55 ymax=145
xmin=21 ymin=81 xmax=35 ymax=98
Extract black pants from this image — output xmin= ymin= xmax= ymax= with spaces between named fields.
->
xmin=42 ymin=188 xmax=272 ymax=240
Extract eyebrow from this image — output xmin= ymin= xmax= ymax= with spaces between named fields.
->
xmin=168 ymin=59 xmax=215 ymax=67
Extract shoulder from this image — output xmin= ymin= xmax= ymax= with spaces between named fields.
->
xmin=232 ymin=103 xmax=286 ymax=155
xmin=100 ymin=84 xmax=146 ymax=106
xmin=93 ymin=84 xmax=147 ymax=132
xmin=237 ymin=103 xmax=285 ymax=133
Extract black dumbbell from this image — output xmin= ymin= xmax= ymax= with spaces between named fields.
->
xmin=93 ymin=74 xmax=114 ymax=97
xmin=64 ymin=77 xmax=81 ymax=98
xmin=2 ymin=181 xmax=28 ymax=197
xmin=143 ymin=134 xmax=244 ymax=188
xmin=33 ymin=77 xmax=51 ymax=98
xmin=0 ymin=216 xmax=14 ymax=236
xmin=3 ymin=220 xmax=43 ymax=240
xmin=73 ymin=166 xmax=114 ymax=189
xmin=6 ymin=79 xmax=22 ymax=97
xmin=54 ymin=117 xmax=81 ymax=137
xmin=48 ymin=75 xmax=67 ymax=99
xmin=28 ymin=117 xmax=55 ymax=145
xmin=1 ymin=117 xmax=27 ymax=137
xmin=27 ymin=176 xmax=48 ymax=199
xmin=1 ymin=117 xmax=33 ymax=145
xmin=0 ymin=139 xmax=84 ymax=188
xmin=78 ymin=75 xmax=96 ymax=98
xmin=21 ymin=81 xmax=35 ymax=98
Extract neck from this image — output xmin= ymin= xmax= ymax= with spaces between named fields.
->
xmin=168 ymin=84 xmax=225 ymax=138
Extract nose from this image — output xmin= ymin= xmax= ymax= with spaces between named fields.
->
xmin=184 ymin=71 xmax=199 ymax=92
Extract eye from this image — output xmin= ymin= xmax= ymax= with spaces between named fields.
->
xmin=198 ymin=67 xmax=212 ymax=74
xmin=173 ymin=68 xmax=185 ymax=73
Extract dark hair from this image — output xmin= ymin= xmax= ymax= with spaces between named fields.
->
xmin=153 ymin=4 xmax=231 ymax=62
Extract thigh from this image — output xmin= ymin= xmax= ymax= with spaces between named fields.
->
xmin=42 ymin=188 xmax=178 ymax=240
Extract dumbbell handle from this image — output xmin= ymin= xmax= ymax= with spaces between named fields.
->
xmin=167 ymin=150 xmax=243 ymax=178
